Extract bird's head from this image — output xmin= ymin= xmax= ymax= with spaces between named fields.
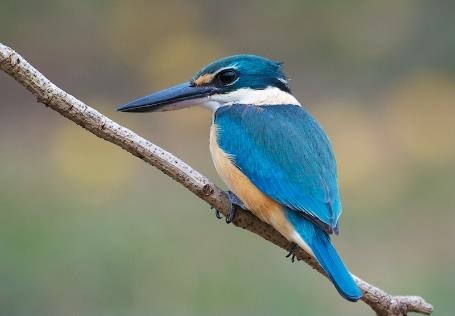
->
xmin=117 ymin=54 xmax=299 ymax=113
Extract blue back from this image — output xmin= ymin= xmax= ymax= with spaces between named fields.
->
xmin=215 ymin=104 xmax=342 ymax=233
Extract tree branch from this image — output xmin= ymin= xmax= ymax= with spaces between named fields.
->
xmin=0 ymin=43 xmax=433 ymax=316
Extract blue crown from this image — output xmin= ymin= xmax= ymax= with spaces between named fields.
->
xmin=192 ymin=54 xmax=290 ymax=93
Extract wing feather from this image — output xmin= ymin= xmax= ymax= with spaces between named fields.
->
xmin=214 ymin=104 xmax=342 ymax=233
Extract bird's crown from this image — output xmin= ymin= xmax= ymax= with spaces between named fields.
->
xmin=191 ymin=54 xmax=290 ymax=93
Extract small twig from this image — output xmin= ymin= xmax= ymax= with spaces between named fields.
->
xmin=0 ymin=43 xmax=433 ymax=315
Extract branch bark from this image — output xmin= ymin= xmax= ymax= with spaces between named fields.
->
xmin=0 ymin=43 xmax=433 ymax=316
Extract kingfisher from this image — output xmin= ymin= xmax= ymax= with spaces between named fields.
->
xmin=118 ymin=55 xmax=362 ymax=302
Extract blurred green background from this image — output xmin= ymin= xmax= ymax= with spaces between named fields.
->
xmin=1 ymin=1 xmax=454 ymax=315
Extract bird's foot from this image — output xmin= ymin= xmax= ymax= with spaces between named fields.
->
xmin=286 ymin=243 xmax=299 ymax=263
xmin=212 ymin=191 xmax=245 ymax=224
xmin=212 ymin=207 xmax=223 ymax=220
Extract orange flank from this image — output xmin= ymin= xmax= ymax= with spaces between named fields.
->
xmin=209 ymin=124 xmax=313 ymax=255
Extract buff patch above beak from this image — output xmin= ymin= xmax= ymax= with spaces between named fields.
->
xmin=193 ymin=73 xmax=215 ymax=86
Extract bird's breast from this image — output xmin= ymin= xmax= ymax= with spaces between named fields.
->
xmin=209 ymin=123 xmax=294 ymax=238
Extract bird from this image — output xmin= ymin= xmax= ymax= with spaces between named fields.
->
xmin=117 ymin=54 xmax=363 ymax=302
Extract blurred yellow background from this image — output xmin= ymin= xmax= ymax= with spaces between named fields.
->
xmin=1 ymin=1 xmax=454 ymax=315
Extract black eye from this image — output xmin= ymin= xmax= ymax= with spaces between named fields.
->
xmin=217 ymin=69 xmax=238 ymax=85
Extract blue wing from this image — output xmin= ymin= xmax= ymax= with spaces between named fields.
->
xmin=214 ymin=104 xmax=342 ymax=233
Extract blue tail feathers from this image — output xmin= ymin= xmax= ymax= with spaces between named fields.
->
xmin=285 ymin=209 xmax=362 ymax=302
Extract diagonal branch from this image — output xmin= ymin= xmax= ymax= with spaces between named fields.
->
xmin=0 ymin=43 xmax=433 ymax=316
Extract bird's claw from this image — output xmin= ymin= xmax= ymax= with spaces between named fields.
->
xmin=286 ymin=243 xmax=299 ymax=263
xmin=215 ymin=208 xmax=223 ymax=220
xmin=225 ymin=205 xmax=237 ymax=224
xmin=211 ymin=191 xmax=245 ymax=224
xmin=210 ymin=205 xmax=223 ymax=219
xmin=225 ymin=191 xmax=246 ymax=223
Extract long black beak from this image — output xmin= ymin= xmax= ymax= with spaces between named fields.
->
xmin=117 ymin=81 xmax=216 ymax=112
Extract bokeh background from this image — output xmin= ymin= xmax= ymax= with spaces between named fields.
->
xmin=1 ymin=1 xmax=454 ymax=315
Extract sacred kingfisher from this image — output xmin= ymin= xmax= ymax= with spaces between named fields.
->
xmin=118 ymin=55 xmax=362 ymax=302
